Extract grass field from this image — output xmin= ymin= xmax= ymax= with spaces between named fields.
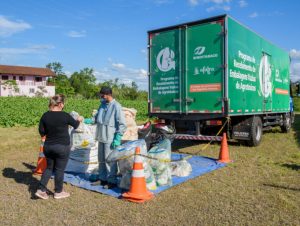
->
xmin=0 ymin=115 xmax=299 ymax=225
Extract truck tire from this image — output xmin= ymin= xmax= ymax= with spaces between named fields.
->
xmin=247 ymin=116 xmax=263 ymax=147
xmin=280 ymin=113 xmax=291 ymax=133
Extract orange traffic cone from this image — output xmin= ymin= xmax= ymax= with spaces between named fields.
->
xmin=218 ymin=133 xmax=231 ymax=163
xmin=33 ymin=136 xmax=47 ymax=175
xmin=122 ymin=147 xmax=154 ymax=203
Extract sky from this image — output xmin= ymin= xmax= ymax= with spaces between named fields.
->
xmin=0 ymin=0 xmax=300 ymax=90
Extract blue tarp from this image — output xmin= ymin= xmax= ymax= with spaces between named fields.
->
xmin=63 ymin=153 xmax=226 ymax=198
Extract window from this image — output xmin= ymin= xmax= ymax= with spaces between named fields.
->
xmin=35 ymin=77 xmax=42 ymax=82
xmin=1 ymin=75 xmax=8 ymax=80
xmin=13 ymin=76 xmax=16 ymax=80
xmin=19 ymin=76 xmax=24 ymax=81
xmin=29 ymin=88 xmax=35 ymax=93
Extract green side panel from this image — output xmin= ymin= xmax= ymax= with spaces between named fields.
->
xmin=149 ymin=30 xmax=181 ymax=113
xmin=227 ymin=17 xmax=290 ymax=115
xmin=260 ymin=39 xmax=290 ymax=112
xmin=185 ymin=22 xmax=223 ymax=113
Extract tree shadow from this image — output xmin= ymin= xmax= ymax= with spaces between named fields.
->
xmin=263 ymin=183 xmax=300 ymax=192
xmin=2 ymin=163 xmax=40 ymax=199
xmin=172 ymin=138 xmax=244 ymax=152
xmin=280 ymin=163 xmax=300 ymax=171
xmin=172 ymin=140 xmax=199 ymax=150
xmin=172 ymin=138 xmax=242 ymax=151
xmin=172 ymin=140 xmax=217 ymax=151
xmin=262 ymin=127 xmax=281 ymax=134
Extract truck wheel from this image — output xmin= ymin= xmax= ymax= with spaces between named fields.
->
xmin=280 ymin=113 xmax=291 ymax=133
xmin=247 ymin=116 xmax=263 ymax=147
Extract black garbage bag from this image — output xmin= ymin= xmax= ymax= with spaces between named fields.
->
xmin=153 ymin=124 xmax=176 ymax=144
xmin=138 ymin=122 xmax=176 ymax=150
xmin=138 ymin=121 xmax=152 ymax=150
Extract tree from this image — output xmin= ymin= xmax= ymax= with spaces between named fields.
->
xmin=46 ymin=62 xmax=63 ymax=75
xmin=46 ymin=62 xmax=75 ymax=96
xmin=46 ymin=62 xmax=148 ymax=100
xmin=69 ymin=68 xmax=98 ymax=98
xmin=55 ymin=75 xmax=75 ymax=96
xmin=137 ymin=90 xmax=148 ymax=100
xmin=131 ymin=81 xmax=138 ymax=90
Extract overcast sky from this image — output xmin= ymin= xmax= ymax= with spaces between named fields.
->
xmin=0 ymin=0 xmax=300 ymax=89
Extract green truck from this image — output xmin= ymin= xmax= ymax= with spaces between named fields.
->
xmin=148 ymin=15 xmax=293 ymax=146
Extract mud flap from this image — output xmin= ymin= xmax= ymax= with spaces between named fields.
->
xmin=232 ymin=117 xmax=253 ymax=140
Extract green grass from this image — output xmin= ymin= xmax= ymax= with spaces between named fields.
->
xmin=0 ymin=116 xmax=299 ymax=225
xmin=293 ymin=96 xmax=300 ymax=112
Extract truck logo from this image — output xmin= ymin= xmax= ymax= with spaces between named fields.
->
xmin=193 ymin=46 xmax=218 ymax=60
xmin=156 ymin=47 xmax=175 ymax=72
xmin=259 ymin=55 xmax=272 ymax=97
xmin=194 ymin=46 xmax=205 ymax=56
xmin=194 ymin=66 xmax=215 ymax=75
xmin=275 ymin=69 xmax=283 ymax=83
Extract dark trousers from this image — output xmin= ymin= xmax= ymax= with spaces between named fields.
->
xmin=39 ymin=144 xmax=70 ymax=193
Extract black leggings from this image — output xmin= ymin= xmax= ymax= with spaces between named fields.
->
xmin=39 ymin=144 xmax=70 ymax=193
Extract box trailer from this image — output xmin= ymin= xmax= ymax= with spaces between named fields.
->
xmin=148 ymin=15 xmax=294 ymax=146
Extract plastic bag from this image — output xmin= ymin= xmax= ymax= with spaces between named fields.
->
xmin=118 ymin=157 xmax=157 ymax=191
xmin=70 ymin=111 xmax=80 ymax=120
xmin=112 ymin=139 xmax=156 ymax=190
xmin=138 ymin=121 xmax=152 ymax=150
xmin=148 ymin=139 xmax=172 ymax=186
xmin=65 ymin=145 xmax=99 ymax=174
xmin=70 ymin=124 xmax=96 ymax=149
xmin=171 ymin=160 xmax=192 ymax=177
xmin=106 ymin=139 xmax=147 ymax=162
xmin=67 ymin=116 xmax=98 ymax=174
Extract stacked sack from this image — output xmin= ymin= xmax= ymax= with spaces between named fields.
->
xmin=122 ymin=107 xmax=138 ymax=141
xmin=65 ymin=145 xmax=98 ymax=174
xmin=66 ymin=110 xmax=193 ymax=186
xmin=107 ymin=139 xmax=157 ymax=191
xmin=65 ymin=111 xmax=99 ymax=174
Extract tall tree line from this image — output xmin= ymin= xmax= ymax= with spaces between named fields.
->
xmin=46 ymin=62 xmax=147 ymax=100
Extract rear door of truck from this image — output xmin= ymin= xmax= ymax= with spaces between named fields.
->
xmin=260 ymin=52 xmax=273 ymax=112
xmin=185 ymin=21 xmax=224 ymax=113
xmin=149 ymin=29 xmax=182 ymax=113
xmin=149 ymin=20 xmax=224 ymax=114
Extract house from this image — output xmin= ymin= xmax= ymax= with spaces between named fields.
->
xmin=0 ymin=65 xmax=55 ymax=97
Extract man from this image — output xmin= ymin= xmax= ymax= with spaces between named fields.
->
xmin=94 ymin=87 xmax=126 ymax=189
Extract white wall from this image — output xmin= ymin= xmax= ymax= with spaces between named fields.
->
xmin=0 ymin=84 xmax=55 ymax=97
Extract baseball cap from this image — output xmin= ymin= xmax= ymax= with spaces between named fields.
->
xmin=99 ymin=87 xmax=112 ymax=95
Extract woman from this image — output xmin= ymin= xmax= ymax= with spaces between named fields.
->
xmin=35 ymin=94 xmax=83 ymax=200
